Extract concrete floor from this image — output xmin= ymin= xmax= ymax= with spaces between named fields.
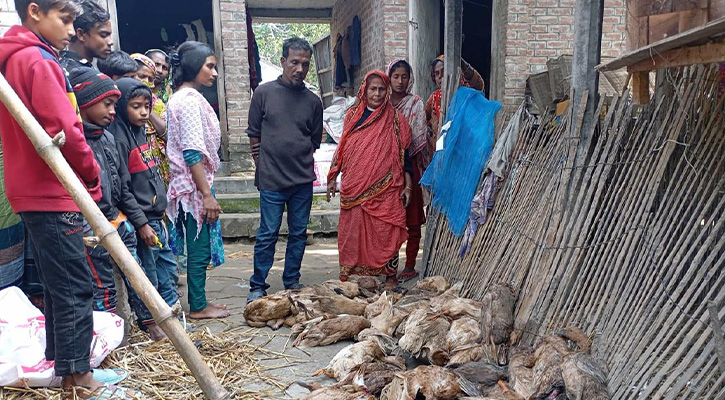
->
xmin=177 ymin=238 xmax=421 ymax=399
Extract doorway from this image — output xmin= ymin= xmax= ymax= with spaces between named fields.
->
xmin=114 ymin=0 xmax=219 ymax=113
xmin=439 ymin=0 xmax=493 ymax=97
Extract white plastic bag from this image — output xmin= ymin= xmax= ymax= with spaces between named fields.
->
xmin=0 ymin=286 xmax=124 ymax=388
xmin=313 ymin=143 xmax=342 ymax=194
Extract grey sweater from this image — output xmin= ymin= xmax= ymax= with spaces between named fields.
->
xmin=247 ymin=77 xmax=323 ymax=191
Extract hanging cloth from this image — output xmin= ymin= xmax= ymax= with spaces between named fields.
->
xmin=420 ymin=87 xmax=501 ymax=237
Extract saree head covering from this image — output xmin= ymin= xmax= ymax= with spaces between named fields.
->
xmin=387 ymin=58 xmax=428 ymax=158
xmin=329 ymin=70 xmax=412 ymax=279
xmin=130 ymin=53 xmax=157 ymax=77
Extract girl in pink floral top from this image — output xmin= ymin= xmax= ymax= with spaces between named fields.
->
xmin=166 ymin=41 xmax=229 ymax=320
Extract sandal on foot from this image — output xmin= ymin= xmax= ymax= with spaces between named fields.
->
xmin=398 ymin=268 xmax=419 ymax=283
xmin=92 ymin=369 xmax=128 ymax=385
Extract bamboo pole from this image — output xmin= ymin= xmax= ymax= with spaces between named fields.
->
xmin=0 ymin=71 xmax=231 ymax=400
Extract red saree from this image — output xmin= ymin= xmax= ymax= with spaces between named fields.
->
xmin=329 ymin=71 xmax=412 ymax=280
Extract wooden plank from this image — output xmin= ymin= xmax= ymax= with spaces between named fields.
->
xmin=105 ymin=0 xmax=120 ymax=51
xmin=712 ymin=0 xmax=725 ymax=19
xmin=649 ymin=9 xmax=709 ymax=43
xmin=708 ymin=300 xmax=725 ymax=375
xmin=597 ymin=16 xmax=725 ymax=71
xmin=632 ymin=71 xmax=651 ymax=103
xmin=212 ymin=0 xmax=229 ymax=161
xmin=634 ymin=0 xmax=673 ymax=16
xmin=628 ymin=40 xmax=725 ymax=72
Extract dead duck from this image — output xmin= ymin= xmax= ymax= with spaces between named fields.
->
xmin=315 ymin=293 xmax=368 ymax=316
xmin=507 ymin=346 xmax=536 ymax=399
xmin=293 ymin=314 xmax=371 ymax=347
xmin=408 ymin=365 xmax=463 ymax=399
xmin=357 ymin=328 xmax=403 ymax=356
xmin=530 ymin=335 xmax=570 ymax=400
xmin=452 ymin=362 xmax=509 ymax=397
xmin=317 ymin=340 xmax=386 ymax=380
xmin=370 ymin=299 xmax=410 ymax=336
xmin=448 ymin=343 xmax=485 ymax=366
xmin=243 ymin=294 xmax=292 ymax=329
xmin=297 ymin=381 xmax=377 ymax=400
xmin=480 ymin=283 xmax=516 ymax=363
xmin=319 ymin=280 xmax=360 ymax=298
xmin=338 ymin=356 xmax=407 ymax=396
xmin=365 ymin=292 xmax=392 ymax=319
xmin=429 ymin=283 xmax=464 ymax=310
xmin=350 ymin=275 xmax=384 ymax=297
xmin=447 ymin=317 xmax=482 ymax=350
xmin=415 ymin=276 xmax=451 ymax=294
xmin=556 ymin=327 xmax=608 ymax=400
xmin=437 ymin=297 xmax=484 ymax=321
xmin=561 ymin=352 xmax=609 ymax=400
xmin=399 ymin=308 xmax=451 ymax=366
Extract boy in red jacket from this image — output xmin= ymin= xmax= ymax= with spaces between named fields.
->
xmin=0 ymin=1 xmax=136 ymax=398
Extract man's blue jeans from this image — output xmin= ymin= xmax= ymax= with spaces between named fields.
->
xmin=251 ymin=183 xmax=313 ymax=292
xmin=136 ymin=219 xmax=178 ymax=325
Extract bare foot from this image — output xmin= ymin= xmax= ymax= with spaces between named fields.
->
xmin=189 ymin=305 xmax=231 ymax=319
xmin=209 ymin=303 xmax=227 ymax=310
xmin=148 ymin=324 xmax=167 ymax=342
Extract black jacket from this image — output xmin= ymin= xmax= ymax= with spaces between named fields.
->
xmin=108 ymin=78 xmax=167 ymax=222
xmin=83 ymin=121 xmax=147 ymax=228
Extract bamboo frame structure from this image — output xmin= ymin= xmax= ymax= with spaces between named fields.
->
xmin=423 ymin=63 xmax=725 ymax=398
xmin=0 ymin=72 xmax=231 ymax=400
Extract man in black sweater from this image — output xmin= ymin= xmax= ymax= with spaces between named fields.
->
xmin=246 ymin=37 xmax=323 ymax=303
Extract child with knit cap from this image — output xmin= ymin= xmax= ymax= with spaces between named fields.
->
xmin=70 ymin=67 xmax=154 ymax=334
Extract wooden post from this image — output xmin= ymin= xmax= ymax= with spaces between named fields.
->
xmin=441 ymin=0 xmax=463 ymax=121
xmin=0 ymin=72 xmax=231 ymax=400
xmin=212 ymin=0 xmax=230 ymax=161
xmin=627 ymin=0 xmax=649 ymax=104
xmin=104 ymin=0 xmax=120 ymax=51
xmin=570 ymin=0 xmax=604 ymax=143
xmin=707 ymin=301 xmax=725 ymax=375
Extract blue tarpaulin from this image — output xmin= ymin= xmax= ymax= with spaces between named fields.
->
xmin=420 ymin=87 xmax=501 ymax=237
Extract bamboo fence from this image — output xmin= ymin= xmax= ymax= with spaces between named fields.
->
xmin=422 ymin=63 xmax=725 ymax=399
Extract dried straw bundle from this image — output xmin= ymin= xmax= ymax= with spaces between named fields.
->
xmin=0 ymin=327 xmax=295 ymax=400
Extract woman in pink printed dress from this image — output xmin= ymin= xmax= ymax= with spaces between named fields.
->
xmin=166 ymin=41 xmax=229 ymax=320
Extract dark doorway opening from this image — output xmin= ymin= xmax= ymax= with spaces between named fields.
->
xmin=115 ymin=0 xmax=219 ymax=111
xmin=439 ymin=0 xmax=493 ymax=97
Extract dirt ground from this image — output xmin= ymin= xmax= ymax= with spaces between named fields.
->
xmin=178 ymin=237 xmax=421 ymax=399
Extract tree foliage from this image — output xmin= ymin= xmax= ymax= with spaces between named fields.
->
xmin=252 ymin=23 xmax=330 ymax=89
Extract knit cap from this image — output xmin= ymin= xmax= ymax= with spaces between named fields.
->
xmin=69 ymin=67 xmax=122 ymax=109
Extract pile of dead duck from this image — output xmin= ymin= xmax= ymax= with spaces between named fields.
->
xmin=243 ymin=276 xmax=609 ymax=400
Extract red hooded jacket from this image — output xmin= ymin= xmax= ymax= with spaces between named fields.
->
xmin=0 ymin=26 xmax=101 ymax=213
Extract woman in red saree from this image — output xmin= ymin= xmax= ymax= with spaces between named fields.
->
xmin=327 ymin=70 xmax=413 ymax=288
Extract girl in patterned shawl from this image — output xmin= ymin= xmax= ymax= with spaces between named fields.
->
xmin=166 ymin=41 xmax=229 ymax=320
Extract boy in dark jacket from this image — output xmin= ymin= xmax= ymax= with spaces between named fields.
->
xmin=0 ymin=0 xmax=136 ymax=396
xmin=108 ymin=78 xmax=178 ymax=341
xmin=69 ymin=68 xmax=156 ymax=326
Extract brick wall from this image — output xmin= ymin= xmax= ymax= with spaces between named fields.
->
xmin=219 ymin=0 xmax=253 ymax=173
xmin=331 ymin=0 xmax=408 ymax=93
xmin=0 ymin=0 xmax=19 ymax=36
xmin=502 ymin=0 xmax=626 ymax=113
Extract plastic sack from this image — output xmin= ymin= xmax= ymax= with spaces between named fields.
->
xmin=0 ymin=286 xmax=124 ymax=388
xmin=323 ymin=96 xmax=356 ymax=143
xmin=313 ymin=143 xmax=342 ymax=194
